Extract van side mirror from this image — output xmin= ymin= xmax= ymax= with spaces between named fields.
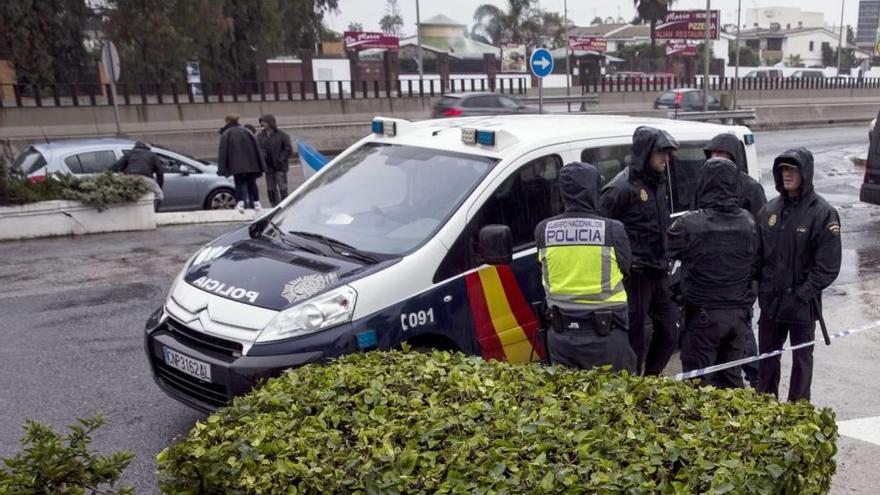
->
xmin=479 ymin=225 xmax=513 ymax=265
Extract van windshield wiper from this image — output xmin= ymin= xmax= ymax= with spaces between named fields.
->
xmin=287 ymin=230 xmax=380 ymax=264
xmin=258 ymin=221 xmax=322 ymax=255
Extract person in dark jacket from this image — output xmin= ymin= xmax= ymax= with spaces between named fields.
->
xmin=600 ymin=126 xmax=680 ymax=375
xmin=701 ymin=133 xmax=767 ymax=388
xmin=667 ymin=158 xmax=760 ymax=388
xmin=110 ymin=141 xmax=164 ymax=211
xmin=257 ymin=114 xmax=293 ymax=207
xmin=218 ymin=113 xmax=265 ymax=212
xmin=535 ymin=162 xmax=636 ymax=372
xmin=756 ymin=148 xmax=842 ymax=402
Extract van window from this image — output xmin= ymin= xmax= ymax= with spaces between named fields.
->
xmin=434 ymin=154 xmax=563 ymax=281
xmin=581 ymin=145 xmax=630 ymax=185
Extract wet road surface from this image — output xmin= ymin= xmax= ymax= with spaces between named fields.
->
xmin=1 ymin=125 xmax=878 ymax=493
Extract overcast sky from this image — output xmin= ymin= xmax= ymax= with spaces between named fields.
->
xmin=326 ymin=0 xmax=856 ymax=35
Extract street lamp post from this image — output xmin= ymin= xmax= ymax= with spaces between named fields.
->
xmin=703 ymin=0 xmax=711 ymax=111
xmin=564 ymin=0 xmax=571 ymax=112
xmin=733 ymin=0 xmax=742 ymax=109
xmin=416 ymin=0 xmax=424 ymax=82
xmin=837 ymin=0 xmax=846 ymax=75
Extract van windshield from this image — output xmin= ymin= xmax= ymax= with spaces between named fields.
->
xmin=274 ymin=143 xmax=497 ymax=256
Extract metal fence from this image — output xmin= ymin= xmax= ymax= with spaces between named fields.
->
xmin=0 ymin=77 xmax=530 ymax=108
xmin=579 ymin=75 xmax=880 ymax=93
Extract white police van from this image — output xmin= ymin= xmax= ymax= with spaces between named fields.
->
xmin=145 ymin=114 xmax=759 ymax=411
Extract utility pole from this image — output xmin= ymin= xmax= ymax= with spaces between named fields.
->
xmin=733 ymin=0 xmax=742 ymax=109
xmin=416 ymin=0 xmax=424 ymax=82
xmin=703 ymin=0 xmax=711 ymax=111
xmin=564 ymin=0 xmax=571 ymax=112
xmin=837 ymin=0 xmax=846 ymax=75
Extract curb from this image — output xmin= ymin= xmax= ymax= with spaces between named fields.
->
xmin=156 ymin=209 xmax=258 ymax=226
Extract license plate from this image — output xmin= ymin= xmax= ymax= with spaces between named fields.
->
xmin=163 ymin=346 xmax=212 ymax=382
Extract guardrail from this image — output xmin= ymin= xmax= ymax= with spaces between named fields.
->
xmin=519 ymin=94 xmax=600 ymax=109
xmin=0 ymin=77 xmax=529 ymax=109
xmin=669 ymin=108 xmax=757 ymax=125
xmin=580 ymin=75 xmax=880 ymax=94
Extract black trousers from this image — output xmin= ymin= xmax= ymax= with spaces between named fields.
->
xmin=233 ymin=173 xmax=260 ymax=208
xmin=681 ymin=306 xmax=750 ymax=389
xmin=757 ymin=316 xmax=816 ymax=402
xmin=623 ymin=270 xmax=679 ymax=375
xmin=548 ymin=323 xmax=636 ymax=373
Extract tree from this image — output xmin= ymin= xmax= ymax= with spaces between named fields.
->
xmin=471 ymin=0 xmax=537 ymax=45
xmin=729 ymin=45 xmax=760 ymax=67
xmin=633 ymin=0 xmax=674 ymax=70
xmin=591 ymin=16 xmax=604 ymax=25
xmin=379 ymin=0 xmax=404 ymax=36
xmin=280 ymin=0 xmax=339 ymax=51
xmin=0 ymin=0 xmax=92 ymax=84
xmin=347 ymin=22 xmax=363 ymax=32
xmin=785 ymin=53 xmax=803 ymax=67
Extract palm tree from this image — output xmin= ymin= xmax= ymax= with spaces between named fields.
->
xmin=633 ymin=0 xmax=674 ymax=70
xmin=472 ymin=0 xmax=536 ymax=45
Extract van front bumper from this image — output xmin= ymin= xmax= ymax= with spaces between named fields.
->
xmin=860 ymin=182 xmax=880 ymax=205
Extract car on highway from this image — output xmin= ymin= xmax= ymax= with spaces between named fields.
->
xmin=11 ymin=138 xmax=236 ymax=211
xmin=789 ymin=69 xmax=825 ymax=79
xmin=145 ymin=114 xmax=759 ymax=411
xmin=861 ymin=115 xmax=880 ymax=205
xmin=743 ymin=69 xmax=783 ymax=79
xmin=605 ymin=71 xmax=649 ymax=82
xmin=654 ymin=88 xmax=722 ymax=112
xmin=431 ymin=92 xmax=534 ymax=118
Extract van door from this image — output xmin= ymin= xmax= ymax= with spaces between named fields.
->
xmin=433 ymin=152 xmax=565 ymax=362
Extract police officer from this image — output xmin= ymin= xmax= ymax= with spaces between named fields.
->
xmin=535 ymin=162 xmax=636 ymax=372
xmin=667 ymin=158 xmax=760 ymax=388
xmin=757 ymin=148 xmax=842 ymax=402
xmin=702 ymin=133 xmax=767 ymax=388
xmin=600 ymin=126 xmax=679 ymax=375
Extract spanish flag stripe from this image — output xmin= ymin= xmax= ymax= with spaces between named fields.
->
xmin=464 ymin=272 xmax=506 ymax=361
xmin=477 ymin=268 xmax=534 ymax=363
xmin=496 ymin=265 xmax=544 ymax=359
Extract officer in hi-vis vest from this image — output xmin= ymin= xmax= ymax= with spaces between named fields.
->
xmin=535 ymin=162 xmax=637 ymax=372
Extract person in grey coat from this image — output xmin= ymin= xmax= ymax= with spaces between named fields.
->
xmin=257 ymin=114 xmax=293 ymax=207
xmin=218 ymin=113 xmax=265 ymax=211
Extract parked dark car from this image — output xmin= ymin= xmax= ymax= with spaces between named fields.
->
xmin=861 ymin=115 xmax=880 ymax=205
xmin=654 ymin=89 xmax=722 ymax=112
xmin=432 ymin=92 xmax=534 ymax=118
xmin=789 ymin=70 xmax=825 ymax=79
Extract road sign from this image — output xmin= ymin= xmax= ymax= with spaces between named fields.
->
xmin=530 ymin=48 xmax=553 ymax=78
xmin=100 ymin=41 xmax=120 ymax=83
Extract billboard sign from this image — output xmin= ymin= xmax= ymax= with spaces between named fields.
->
xmin=655 ymin=10 xmax=719 ymax=40
xmin=501 ymin=43 xmax=527 ymax=72
xmin=343 ymin=31 xmax=400 ymax=51
xmin=568 ymin=36 xmax=608 ymax=52
xmin=665 ymin=42 xmax=698 ymax=56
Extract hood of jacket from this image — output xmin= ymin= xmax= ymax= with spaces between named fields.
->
xmin=219 ymin=121 xmax=239 ymax=134
xmin=134 ymin=141 xmax=149 ymax=150
xmin=560 ymin=161 xmax=602 ymax=213
xmin=703 ymin=133 xmax=744 ymax=167
xmin=259 ymin=114 xmax=277 ymax=130
xmin=772 ymin=147 xmax=814 ymax=197
xmin=631 ymin=126 xmax=679 ymax=179
xmin=694 ymin=158 xmax=739 ymax=209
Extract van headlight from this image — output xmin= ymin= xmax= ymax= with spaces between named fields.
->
xmin=257 ymin=285 xmax=358 ymax=342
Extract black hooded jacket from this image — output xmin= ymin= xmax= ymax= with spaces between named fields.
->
xmin=110 ymin=141 xmax=163 ymax=187
xmin=600 ymin=126 xmax=678 ymax=271
xmin=257 ymin=114 xmax=293 ymax=173
xmin=701 ymin=133 xmax=767 ymax=217
xmin=218 ymin=122 xmax=265 ymax=177
xmin=667 ymin=159 xmax=760 ymax=308
xmin=757 ymin=148 xmax=842 ymax=324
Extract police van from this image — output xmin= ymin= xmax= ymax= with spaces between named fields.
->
xmin=145 ymin=115 xmax=758 ymax=411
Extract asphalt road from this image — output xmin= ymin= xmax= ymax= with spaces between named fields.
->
xmin=1 ymin=125 xmax=878 ymax=494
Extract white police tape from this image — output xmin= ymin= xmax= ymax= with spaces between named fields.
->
xmin=673 ymin=319 xmax=880 ymax=381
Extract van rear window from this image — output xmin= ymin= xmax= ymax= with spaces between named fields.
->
xmin=12 ymin=148 xmax=47 ymax=175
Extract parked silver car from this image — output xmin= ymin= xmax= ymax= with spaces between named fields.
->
xmin=11 ymin=138 xmax=236 ymax=211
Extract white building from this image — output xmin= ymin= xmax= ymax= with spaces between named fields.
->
xmin=744 ymin=7 xmax=825 ymax=30
xmin=738 ymin=27 xmax=842 ymax=66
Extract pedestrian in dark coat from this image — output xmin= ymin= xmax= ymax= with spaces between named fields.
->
xmin=110 ymin=141 xmax=164 ymax=211
xmin=756 ymin=147 xmax=842 ymax=402
xmin=701 ymin=132 xmax=767 ymax=388
xmin=218 ymin=113 xmax=265 ymax=211
xmin=667 ymin=158 xmax=760 ymax=388
xmin=599 ymin=126 xmax=680 ymax=375
xmin=257 ymin=114 xmax=293 ymax=206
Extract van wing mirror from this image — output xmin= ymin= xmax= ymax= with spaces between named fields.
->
xmin=479 ymin=225 xmax=513 ymax=266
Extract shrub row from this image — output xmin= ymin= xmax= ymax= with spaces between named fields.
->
xmin=157 ymin=350 xmax=837 ymax=494
xmin=0 ymin=166 xmax=148 ymax=210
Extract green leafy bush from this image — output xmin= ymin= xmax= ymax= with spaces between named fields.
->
xmin=0 ymin=165 xmax=149 ymax=210
xmin=157 ymin=351 xmax=838 ymax=494
xmin=0 ymin=413 xmax=134 ymax=495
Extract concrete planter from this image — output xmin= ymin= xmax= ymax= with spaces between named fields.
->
xmin=0 ymin=193 xmax=156 ymax=241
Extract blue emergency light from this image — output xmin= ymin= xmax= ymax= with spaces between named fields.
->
xmin=744 ymin=134 xmax=755 ymax=145
xmin=372 ymin=119 xmax=396 ymax=137
xmin=371 ymin=120 xmax=384 ymax=134
xmin=461 ymin=128 xmax=495 ymax=146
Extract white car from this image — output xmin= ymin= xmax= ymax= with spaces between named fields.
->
xmin=145 ymin=114 xmax=760 ymax=411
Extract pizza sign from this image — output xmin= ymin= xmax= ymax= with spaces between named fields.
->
xmin=655 ymin=10 xmax=719 ymax=41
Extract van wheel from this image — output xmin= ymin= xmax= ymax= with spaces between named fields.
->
xmin=205 ymin=188 xmax=236 ymax=210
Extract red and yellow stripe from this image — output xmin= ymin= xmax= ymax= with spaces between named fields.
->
xmin=464 ymin=265 xmax=544 ymax=363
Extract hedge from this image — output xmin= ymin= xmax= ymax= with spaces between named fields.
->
xmin=0 ymin=163 xmax=149 ymax=210
xmin=157 ymin=350 xmax=837 ymax=494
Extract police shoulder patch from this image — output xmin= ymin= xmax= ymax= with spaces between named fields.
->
xmin=828 ymin=222 xmax=841 ymax=235
xmin=639 ymin=189 xmax=649 ymax=202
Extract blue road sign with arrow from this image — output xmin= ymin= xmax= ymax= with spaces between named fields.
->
xmin=530 ymin=48 xmax=553 ymax=78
